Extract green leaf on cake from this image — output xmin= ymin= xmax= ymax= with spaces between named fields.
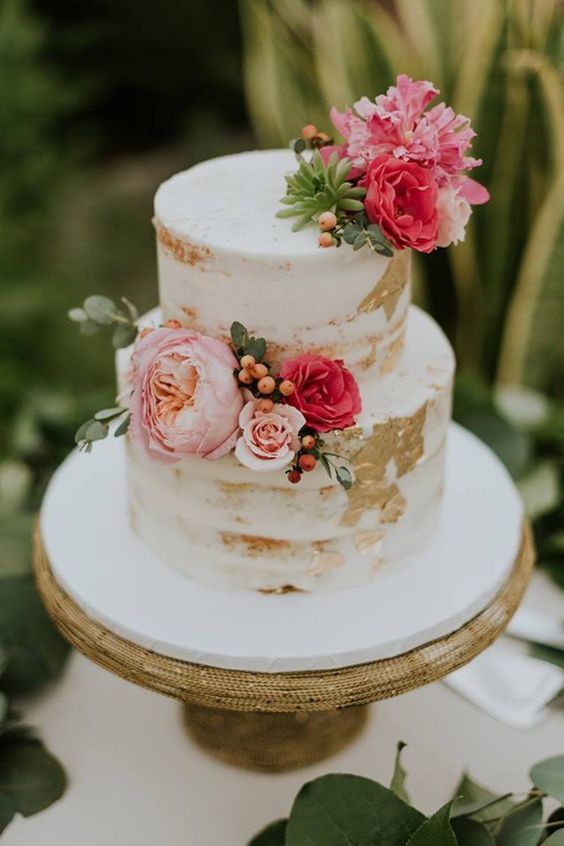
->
xmin=246 ymin=336 xmax=267 ymax=362
xmin=112 ymin=323 xmax=138 ymax=349
xmin=230 ymin=321 xmax=249 ymax=351
xmin=83 ymin=295 xmax=118 ymax=326
xmin=284 ymin=773 xmax=425 ymax=845
xmin=114 ymin=412 xmax=131 ymax=438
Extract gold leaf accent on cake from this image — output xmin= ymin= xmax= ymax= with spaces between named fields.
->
xmin=309 ymin=542 xmax=344 ymax=575
xmin=357 ymin=250 xmax=410 ymax=319
xmin=154 ymin=220 xmax=213 ymax=266
xmin=380 ymin=335 xmax=404 ymax=375
xmin=341 ymin=403 xmax=427 ymax=528
xmin=355 ymin=530 xmax=383 ymax=554
xmin=220 ymin=533 xmax=295 ymax=558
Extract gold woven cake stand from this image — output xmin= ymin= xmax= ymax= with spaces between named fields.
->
xmin=33 ymin=524 xmax=534 ymax=772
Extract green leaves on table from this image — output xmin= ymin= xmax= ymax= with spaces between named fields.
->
xmin=248 ymin=748 xmax=564 ymax=846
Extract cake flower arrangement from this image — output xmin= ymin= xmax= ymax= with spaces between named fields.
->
xmin=69 ymin=299 xmax=356 ymax=489
xmin=278 ymin=74 xmax=489 ymax=253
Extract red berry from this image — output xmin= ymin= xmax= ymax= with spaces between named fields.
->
xmin=299 ymin=454 xmax=317 ymax=472
xmin=287 ymin=470 xmax=302 ymax=484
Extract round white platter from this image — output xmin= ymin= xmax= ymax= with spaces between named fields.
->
xmin=40 ymin=423 xmax=523 ymax=673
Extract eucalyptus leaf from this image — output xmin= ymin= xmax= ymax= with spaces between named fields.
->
xmin=83 ymin=295 xmax=117 ymax=325
xmin=246 ymin=337 xmax=267 ymax=361
xmin=0 ymin=578 xmax=69 ymax=695
xmin=336 ymin=465 xmax=352 ymax=491
xmin=530 ymin=756 xmax=564 ymax=803
xmin=293 ymin=138 xmax=306 ymax=154
xmin=79 ymin=319 xmax=100 ymax=336
xmin=353 ymin=232 xmax=367 ymax=251
xmin=67 ymin=307 xmax=87 ymax=323
xmin=0 ymin=739 xmax=66 ymax=817
xmin=114 ymin=413 xmax=131 ymax=438
xmin=497 ymin=799 xmax=543 ymax=846
xmin=121 ymin=297 xmax=139 ymax=322
xmin=112 ymin=323 xmax=137 ymax=349
xmin=75 ymin=419 xmax=96 ymax=444
xmin=451 ymin=817 xmax=494 ymax=845
xmin=342 ymin=223 xmax=362 ymax=244
xmin=94 ymin=407 xmax=123 ymax=421
xmin=406 ymin=803 xmax=456 ymax=846
xmin=0 ymin=793 xmax=16 ymax=836
xmin=285 ymin=773 xmax=425 ymax=846
xmin=248 ymin=818 xmax=287 ymax=845
xmin=451 ymin=773 xmax=514 ymax=822
xmin=390 ymin=741 xmax=409 ymax=803
xmin=544 ymin=831 xmax=564 ymax=844
xmin=84 ymin=420 xmax=109 ymax=442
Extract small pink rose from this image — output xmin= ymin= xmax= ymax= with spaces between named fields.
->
xmin=279 ymin=354 xmax=361 ymax=433
xmin=129 ymin=326 xmax=243 ymax=463
xmin=363 ymin=154 xmax=439 ymax=252
xmin=235 ymin=401 xmax=306 ymax=472
xmin=436 ymin=184 xmax=471 ymax=248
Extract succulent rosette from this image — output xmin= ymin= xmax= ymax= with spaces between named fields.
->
xmin=129 ymin=326 xmax=243 ymax=463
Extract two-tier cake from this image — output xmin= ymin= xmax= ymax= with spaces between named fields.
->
xmin=74 ymin=75 xmax=489 ymax=593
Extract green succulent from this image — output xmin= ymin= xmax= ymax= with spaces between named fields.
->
xmin=277 ymin=150 xmax=366 ymax=231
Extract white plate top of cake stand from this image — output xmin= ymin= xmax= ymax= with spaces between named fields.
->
xmin=40 ymin=423 xmax=523 ymax=673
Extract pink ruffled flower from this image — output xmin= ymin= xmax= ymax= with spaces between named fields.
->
xmin=436 ymin=185 xmax=471 ymax=248
xmin=129 ymin=327 xmax=243 ymax=463
xmin=364 ymin=155 xmax=439 ymax=252
xmin=279 ymin=354 xmax=361 ymax=432
xmin=235 ymin=401 xmax=305 ymax=472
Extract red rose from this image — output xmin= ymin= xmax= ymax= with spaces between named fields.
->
xmin=363 ymin=154 xmax=439 ymax=253
xmin=279 ymin=354 xmax=361 ymax=432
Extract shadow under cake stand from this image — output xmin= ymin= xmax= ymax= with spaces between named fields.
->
xmin=34 ymin=423 xmax=534 ymax=772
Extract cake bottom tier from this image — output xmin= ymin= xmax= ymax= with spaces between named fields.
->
xmin=121 ymin=306 xmax=454 ymax=592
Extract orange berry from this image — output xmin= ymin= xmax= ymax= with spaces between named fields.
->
xmin=279 ymin=379 xmax=295 ymax=397
xmin=315 ymin=131 xmax=331 ymax=144
xmin=239 ymin=369 xmax=254 ymax=385
xmin=301 ymin=123 xmax=317 ymax=141
xmin=318 ymin=232 xmax=334 ymax=248
xmin=258 ymin=375 xmax=276 ymax=394
xmin=164 ymin=318 xmax=182 ymax=329
xmin=301 ymin=434 xmax=316 ymax=450
xmin=252 ymin=362 xmax=269 ymax=379
xmin=257 ymin=398 xmax=274 ymax=413
xmin=299 ymin=454 xmax=317 ymax=472
xmin=287 ymin=470 xmax=302 ymax=484
xmin=319 ymin=211 xmax=337 ymax=231
xmin=139 ymin=327 xmax=154 ymax=339
xmin=240 ymin=354 xmax=255 ymax=369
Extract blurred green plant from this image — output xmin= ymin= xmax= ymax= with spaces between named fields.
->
xmin=248 ymin=744 xmax=564 ymax=844
xmin=240 ymin=0 xmax=564 ymax=393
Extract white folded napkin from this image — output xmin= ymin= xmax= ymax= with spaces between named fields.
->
xmin=444 ymin=639 xmax=564 ymax=729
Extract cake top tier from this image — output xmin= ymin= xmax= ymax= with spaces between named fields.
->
xmin=155 ymin=149 xmax=335 ymax=258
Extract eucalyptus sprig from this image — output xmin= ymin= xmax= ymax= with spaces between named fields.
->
xmin=287 ymin=428 xmax=354 ymax=490
xmin=277 ymin=150 xmax=366 ymax=231
xmin=69 ymin=294 xmax=139 ymax=349
xmin=333 ymin=210 xmax=394 ymax=257
xmin=249 ymin=745 xmax=564 ymax=845
xmin=74 ymin=407 xmax=131 ymax=453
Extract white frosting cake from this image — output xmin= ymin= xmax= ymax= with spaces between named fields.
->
xmin=117 ymin=149 xmax=455 ymax=592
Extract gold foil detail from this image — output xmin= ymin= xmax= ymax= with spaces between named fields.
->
xmin=341 ymin=403 xmax=427 ymax=528
xmin=154 ymin=220 xmax=213 ymax=266
xmin=357 ymin=250 xmax=410 ymax=319
xmin=380 ymin=335 xmax=404 ymax=376
xmin=220 ymin=533 xmax=294 ymax=557
xmin=355 ymin=530 xmax=383 ymax=554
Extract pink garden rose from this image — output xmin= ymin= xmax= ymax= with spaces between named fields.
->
xmin=129 ymin=326 xmax=243 ymax=463
xmin=436 ymin=185 xmax=471 ymax=248
xmin=235 ymin=400 xmax=305 ymax=472
xmin=363 ymin=154 xmax=439 ymax=252
xmin=279 ymin=354 xmax=361 ymax=433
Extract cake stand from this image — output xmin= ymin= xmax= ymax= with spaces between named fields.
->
xmin=34 ymin=423 xmax=534 ymax=771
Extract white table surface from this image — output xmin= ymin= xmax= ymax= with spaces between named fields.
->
xmin=5 ymin=574 xmax=564 ymax=846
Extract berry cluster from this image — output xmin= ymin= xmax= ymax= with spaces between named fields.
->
xmin=286 ymin=428 xmax=320 ymax=484
xmin=230 ymin=321 xmax=295 ymax=402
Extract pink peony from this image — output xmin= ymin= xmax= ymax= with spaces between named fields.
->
xmin=363 ymin=155 xmax=439 ymax=252
xmin=436 ymin=185 xmax=472 ymax=247
xmin=329 ymin=75 xmax=485 ymax=192
xmin=279 ymin=354 xmax=361 ymax=432
xmin=235 ymin=401 xmax=305 ymax=472
xmin=129 ymin=326 xmax=243 ymax=463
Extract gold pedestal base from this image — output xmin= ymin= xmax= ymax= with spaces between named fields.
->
xmin=183 ymin=703 xmax=369 ymax=772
